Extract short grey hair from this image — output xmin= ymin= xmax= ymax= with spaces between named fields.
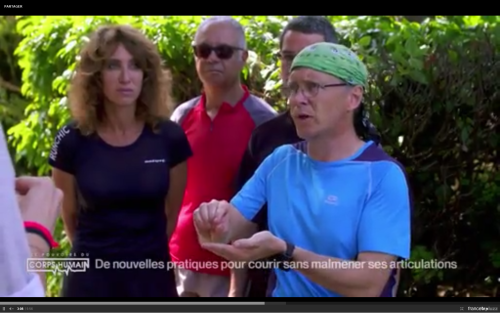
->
xmin=195 ymin=16 xmax=247 ymax=49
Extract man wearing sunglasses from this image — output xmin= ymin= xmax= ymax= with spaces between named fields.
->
xmin=169 ymin=16 xmax=276 ymax=298
xmin=229 ymin=16 xmax=381 ymax=297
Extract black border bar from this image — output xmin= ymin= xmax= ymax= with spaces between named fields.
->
xmin=0 ymin=303 xmax=498 ymax=312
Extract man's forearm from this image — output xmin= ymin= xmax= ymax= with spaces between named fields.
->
xmin=0 ymin=145 xmax=33 ymax=296
xmin=290 ymin=247 xmax=387 ymax=297
xmin=229 ymin=268 xmax=249 ymax=297
xmin=227 ymin=206 xmax=258 ymax=243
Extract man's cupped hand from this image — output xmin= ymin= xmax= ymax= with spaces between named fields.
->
xmin=193 ymin=200 xmax=285 ymax=262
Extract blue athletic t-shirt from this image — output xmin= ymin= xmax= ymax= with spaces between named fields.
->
xmin=231 ymin=141 xmax=412 ymax=297
xmin=48 ymin=120 xmax=192 ymax=260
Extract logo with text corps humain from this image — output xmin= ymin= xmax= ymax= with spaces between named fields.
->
xmin=27 ymin=258 xmax=90 ymax=275
xmin=4 ymin=5 xmax=23 ymax=8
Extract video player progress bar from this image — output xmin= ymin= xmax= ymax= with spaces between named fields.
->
xmin=2 ymin=303 xmax=496 ymax=312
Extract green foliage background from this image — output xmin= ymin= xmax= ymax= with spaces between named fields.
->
xmin=0 ymin=15 xmax=499 ymax=297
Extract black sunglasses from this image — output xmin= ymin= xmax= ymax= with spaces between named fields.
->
xmin=193 ymin=44 xmax=244 ymax=60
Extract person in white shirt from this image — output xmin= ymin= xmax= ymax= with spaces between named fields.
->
xmin=0 ymin=123 xmax=63 ymax=297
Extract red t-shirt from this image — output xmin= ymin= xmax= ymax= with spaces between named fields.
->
xmin=169 ymin=86 xmax=276 ymax=276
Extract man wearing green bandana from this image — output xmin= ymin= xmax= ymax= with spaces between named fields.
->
xmin=192 ymin=43 xmax=412 ymax=297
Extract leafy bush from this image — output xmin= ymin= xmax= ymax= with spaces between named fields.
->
xmin=0 ymin=16 xmax=32 ymax=174
xmin=4 ymin=16 xmax=499 ymax=297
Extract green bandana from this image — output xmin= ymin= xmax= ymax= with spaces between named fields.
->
xmin=290 ymin=42 xmax=368 ymax=87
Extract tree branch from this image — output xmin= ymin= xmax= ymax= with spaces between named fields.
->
xmin=0 ymin=76 xmax=21 ymax=93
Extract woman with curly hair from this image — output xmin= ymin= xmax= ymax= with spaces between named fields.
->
xmin=49 ymin=25 xmax=192 ymax=297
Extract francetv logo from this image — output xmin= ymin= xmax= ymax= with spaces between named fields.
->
xmin=27 ymin=258 xmax=90 ymax=275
